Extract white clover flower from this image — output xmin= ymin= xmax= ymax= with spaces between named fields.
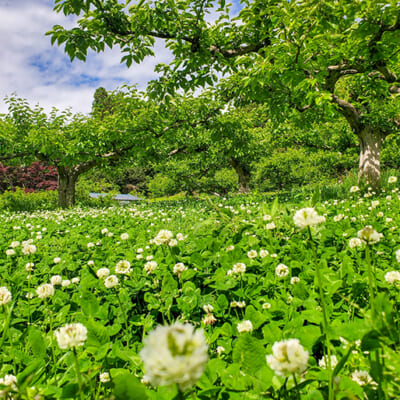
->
xmin=267 ymin=338 xmax=309 ymax=376
xmin=153 ymin=230 xmax=174 ymax=245
xmin=10 ymin=241 xmax=20 ymax=248
xmin=226 ymin=245 xmax=235 ymax=252
xmin=290 ymin=277 xmax=300 ymax=285
xmin=265 ymin=222 xmax=276 ymax=230
xmin=99 ymin=372 xmax=110 ymax=383
xmin=388 ymin=176 xmax=398 ymax=184
xmin=173 ymin=263 xmax=187 ymax=276
xmin=146 ymin=255 xmax=154 ymax=261
xmin=262 ymin=302 xmax=271 ymax=309
xmin=371 ymin=200 xmax=379 ymax=209
xmin=318 ymin=355 xmax=338 ymax=369
xmin=176 ymin=233 xmax=186 ymax=241
xmin=333 ymin=214 xmax=344 ymax=222
xmin=263 ymin=215 xmax=272 ymax=221
xmin=22 ymin=244 xmax=37 ymax=255
xmin=115 ymin=260 xmax=132 ymax=275
xmin=232 ymin=263 xmax=246 ymax=274
xmin=202 ymin=313 xmax=217 ymax=325
xmin=140 ymin=323 xmax=208 ymax=391
xmin=120 ymin=233 xmax=129 ymax=240
xmin=87 ymin=242 xmax=95 ymax=248
xmin=357 ymin=226 xmax=382 ymax=245
xmin=104 ymin=275 xmax=119 ymax=288
xmin=237 ymin=320 xmax=253 ymax=333
xmin=168 ymin=239 xmax=178 ymax=247
xmin=50 ymin=275 xmax=62 ymax=285
xmin=96 ymin=268 xmax=110 ymax=279
xmin=36 ymin=284 xmax=55 ymax=299
xmin=137 ymin=248 xmax=144 ymax=254
xmin=0 ymin=374 xmax=17 ymax=392
xmin=216 ymin=346 xmax=225 ymax=355
xmin=136 ymin=254 xmax=144 ymax=260
xmin=53 ymin=257 xmax=61 ymax=264
xmin=71 ymin=277 xmax=80 ymax=284
xmin=0 ymin=287 xmax=12 ymax=306
xmin=396 ymin=249 xmax=400 ymax=263
xmin=101 ymin=228 xmax=109 ymax=235
xmin=55 ymin=323 xmax=87 ymax=350
xmin=202 ymin=304 xmax=214 ymax=313
xmin=247 ymin=250 xmax=257 ymax=259
xmin=87 ymin=260 xmax=95 ymax=266
xmin=231 ymin=301 xmax=246 ymax=308
xmin=259 ymin=249 xmax=269 ymax=258
xmin=349 ymin=238 xmax=363 ymax=249
xmin=350 ymin=186 xmax=360 ymax=193
xmin=61 ymin=279 xmax=71 ymax=287
xmin=276 ymin=263 xmax=289 ymax=278
xmin=6 ymin=249 xmax=16 ymax=256
xmin=144 ymin=261 xmax=158 ymax=274
xmin=384 ymin=271 xmax=400 ymax=284
xmin=293 ymin=208 xmax=325 ymax=229
xmin=26 ymin=262 xmax=34 ymax=272
xmin=351 ymin=370 xmax=376 ymax=386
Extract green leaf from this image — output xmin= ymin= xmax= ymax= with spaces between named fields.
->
xmin=232 ymin=333 xmax=266 ymax=374
xmin=80 ymin=290 xmax=99 ymax=317
xmin=112 ymin=371 xmax=148 ymax=400
xmin=28 ymin=327 xmax=47 ymax=359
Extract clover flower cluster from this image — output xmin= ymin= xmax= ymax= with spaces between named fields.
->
xmin=227 ymin=263 xmax=246 ymax=276
xmin=293 ymin=208 xmax=325 ymax=229
xmin=267 ymin=338 xmax=309 ymax=376
xmin=55 ymin=323 xmax=87 ymax=350
xmin=357 ymin=226 xmax=382 ymax=245
xmin=140 ymin=322 xmax=208 ymax=391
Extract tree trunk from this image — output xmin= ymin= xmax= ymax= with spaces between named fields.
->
xmin=357 ymin=126 xmax=384 ymax=188
xmin=57 ymin=168 xmax=78 ymax=208
xmin=229 ymin=159 xmax=251 ymax=194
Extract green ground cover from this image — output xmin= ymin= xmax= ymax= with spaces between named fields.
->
xmin=1 ymin=184 xmax=400 ymax=399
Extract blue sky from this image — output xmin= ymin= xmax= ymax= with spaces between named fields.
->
xmin=0 ymin=0 xmax=242 ymax=116
xmin=0 ymin=0 xmax=172 ymax=115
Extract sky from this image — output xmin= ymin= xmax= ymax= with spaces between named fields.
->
xmin=0 ymin=0 xmax=173 ymax=115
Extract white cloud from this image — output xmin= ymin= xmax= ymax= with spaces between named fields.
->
xmin=0 ymin=0 xmax=171 ymax=115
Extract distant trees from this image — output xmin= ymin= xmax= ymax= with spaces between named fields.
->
xmin=0 ymin=89 xmax=220 ymax=207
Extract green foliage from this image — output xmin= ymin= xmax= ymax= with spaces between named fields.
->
xmin=0 ymin=188 xmax=58 ymax=211
xmin=147 ymin=174 xmax=177 ymax=198
xmin=254 ymin=148 xmax=357 ymax=192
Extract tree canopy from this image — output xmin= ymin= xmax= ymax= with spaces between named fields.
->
xmin=48 ymin=0 xmax=400 ymax=186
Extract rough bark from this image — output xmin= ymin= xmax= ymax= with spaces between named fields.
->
xmin=357 ymin=126 xmax=384 ymax=188
xmin=229 ymin=159 xmax=251 ymax=194
xmin=57 ymin=168 xmax=78 ymax=208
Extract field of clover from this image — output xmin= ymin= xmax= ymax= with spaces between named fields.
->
xmin=1 ymin=182 xmax=400 ymax=400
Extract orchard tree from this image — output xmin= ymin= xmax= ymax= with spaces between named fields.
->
xmin=0 ymin=89 xmax=220 ymax=207
xmin=48 ymin=0 xmax=400 ymax=186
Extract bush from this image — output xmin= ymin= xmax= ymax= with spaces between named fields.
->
xmin=0 ymin=188 xmax=58 ymax=211
xmin=254 ymin=148 xmax=357 ymax=192
xmin=147 ymin=174 xmax=177 ymax=198
xmin=0 ymin=162 xmax=58 ymax=193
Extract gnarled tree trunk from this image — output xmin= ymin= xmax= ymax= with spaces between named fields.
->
xmin=57 ymin=167 xmax=78 ymax=208
xmin=357 ymin=127 xmax=384 ymax=188
xmin=229 ymin=159 xmax=251 ymax=194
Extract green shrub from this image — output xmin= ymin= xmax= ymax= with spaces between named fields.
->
xmin=254 ymin=148 xmax=357 ymax=192
xmin=0 ymin=188 xmax=58 ymax=211
xmin=147 ymin=174 xmax=177 ymax=198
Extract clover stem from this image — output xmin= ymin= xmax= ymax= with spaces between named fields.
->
xmin=73 ymin=347 xmax=84 ymax=400
xmin=365 ymin=245 xmax=376 ymax=319
xmin=307 ymin=227 xmax=334 ymax=400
